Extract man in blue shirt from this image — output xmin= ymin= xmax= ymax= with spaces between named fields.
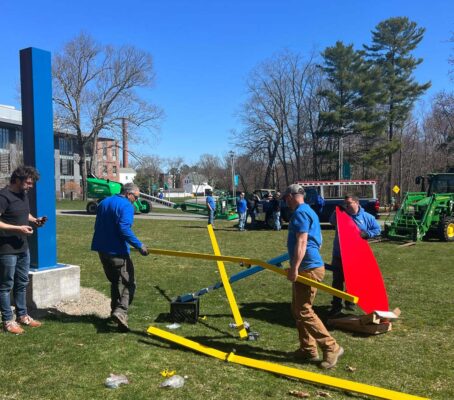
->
xmin=91 ymin=183 xmax=149 ymax=332
xmin=284 ymin=184 xmax=343 ymax=369
xmin=329 ymin=194 xmax=381 ymax=315
xmin=206 ymin=190 xmax=216 ymax=227
xmin=237 ymin=192 xmax=247 ymax=231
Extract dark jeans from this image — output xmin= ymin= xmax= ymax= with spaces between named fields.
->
xmin=208 ymin=209 xmax=215 ymax=225
xmin=98 ymin=253 xmax=136 ymax=316
xmin=0 ymin=251 xmax=31 ymax=322
xmin=331 ymin=255 xmax=354 ymax=309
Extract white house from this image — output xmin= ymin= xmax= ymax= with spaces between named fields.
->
xmin=183 ymin=172 xmax=212 ymax=195
xmin=119 ymin=167 xmax=137 ymax=184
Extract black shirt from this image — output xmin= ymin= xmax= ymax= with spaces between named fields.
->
xmin=0 ymin=187 xmax=30 ymax=254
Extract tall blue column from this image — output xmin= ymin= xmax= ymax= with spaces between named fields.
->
xmin=20 ymin=47 xmax=57 ymax=270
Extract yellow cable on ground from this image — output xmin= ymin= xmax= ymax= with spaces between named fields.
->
xmin=207 ymin=224 xmax=248 ymax=339
xmin=146 ymin=326 xmax=428 ymax=400
xmin=149 ymin=248 xmax=358 ymax=304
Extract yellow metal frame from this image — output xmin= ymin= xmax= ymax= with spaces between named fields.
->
xmin=149 ymin=248 xmax=358 ymax=303
xmin=207 ymin=224 xmax=248 ymax=339
xmin=147 ymin=326 xmax=428 ymax=400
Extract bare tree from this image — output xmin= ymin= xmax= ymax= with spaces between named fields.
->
xmin=423 ymin=92 xmax=454 ymax=171
xmin=52 ymin=33 xmax=163 ymax=199
xmin=165 ymin=157 xmax=185 ymax=188
xmin=196 ymin=154 xmax=223 ymax=187
xmin=236 ymin=53 xmax=292 ymax=188
xmin=130 ymin=154 xmax=163 ymax=194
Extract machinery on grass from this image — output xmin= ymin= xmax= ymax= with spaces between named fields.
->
xmin=173 ymin=193 xmax=238 ymax=220
xmin=384 ymin=173 xmax=454 ymax=241
xmin=86 ymin=175 xmax=152 ymax=214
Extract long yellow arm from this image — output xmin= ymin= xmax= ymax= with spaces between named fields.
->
xmin=149 ymin=248 xmax=358 ymax=303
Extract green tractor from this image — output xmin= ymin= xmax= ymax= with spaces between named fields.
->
xmin=86 ymin=175 xmax=151 ymax=214
xmin=384 ymin=173 xmax=454 ymax=242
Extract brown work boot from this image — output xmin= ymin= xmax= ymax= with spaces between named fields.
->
xmin=3 ymin=320 xmax=25 ymax=335
xmin=17 ymin=315 xmax=42 ymax=328
xmin=320 ymin=346 xmax=344 ymax=369
xmin=293 ymin=348 xmax=320 ymax=363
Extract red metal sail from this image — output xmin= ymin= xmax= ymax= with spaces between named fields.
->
xmin=336 ymin=207 xmax=389 ymax=313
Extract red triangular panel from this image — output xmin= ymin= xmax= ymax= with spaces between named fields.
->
xmin=336 ymin=207 xmax=389 ymax=313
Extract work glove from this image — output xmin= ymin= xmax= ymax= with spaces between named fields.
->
xmin=139 ymin=244 xmax=149 ymax=256
xmin=359 ymin=230 xmax=369 ymax=239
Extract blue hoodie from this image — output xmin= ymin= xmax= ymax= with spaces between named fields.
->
xmin=330 ymin=206 xmax=381 ymax=257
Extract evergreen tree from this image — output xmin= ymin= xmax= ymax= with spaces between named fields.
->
xmin=364 ymin=17 xmax=431 ymax=202
xmin=319 ymin=41 xmax=386 ymax=179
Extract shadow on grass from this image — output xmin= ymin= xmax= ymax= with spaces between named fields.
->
xmin=238 ymin=301 xmax=294 ymax=328
xmin=34 ymin=308 xmax=122 ymax=334
xmin=139 ymin=329 xmax=293 ymax=364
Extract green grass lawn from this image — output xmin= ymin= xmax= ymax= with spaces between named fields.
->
xmin=0 ymin=217 xmax=452 ymax=399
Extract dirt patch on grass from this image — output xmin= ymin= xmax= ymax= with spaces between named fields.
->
xmin=53 ymin=287 xmax=111 ymax=318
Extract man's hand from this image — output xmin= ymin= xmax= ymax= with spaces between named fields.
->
xmin=139 ymin=244 xmax=149 ymax=256
xmin=18 ymin=225 xmax=34 ymax=235
xmin=287 ymin=268 xmax=299 ymax=282
xmin=360 ymin=230 xmax=369 ymax=239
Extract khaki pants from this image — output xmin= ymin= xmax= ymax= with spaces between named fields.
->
xmin=291 ymin=266 xmax=337 ymax=356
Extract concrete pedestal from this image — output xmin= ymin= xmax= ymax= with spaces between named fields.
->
xmin=27 ymin=264 xmax=80 ymax=309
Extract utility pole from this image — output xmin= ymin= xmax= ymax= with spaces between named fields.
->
xmin=229 ymin=150 xmax=235 ymax=199
xmin=338 ymin=127 xmax=345 ymax=197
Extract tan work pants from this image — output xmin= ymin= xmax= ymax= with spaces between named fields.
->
xmin=291 ymin=266 xmax=337 ymax=356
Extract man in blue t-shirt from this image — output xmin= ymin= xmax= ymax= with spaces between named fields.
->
xmin=329 ymin=194 xmax=381 ymax=315
xmin=236 ymin=192 xmax=247 ymax=231
xmin=91 ymin=183 xmax=149 ymax=332
xmin=206 ymin=190 xmax=216 ymax=227
xmin=284 ymin=184 xmax=343 ymax=369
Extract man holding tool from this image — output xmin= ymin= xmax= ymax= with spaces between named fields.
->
xmin=91 ymin=183 xmax=148 ymax=332
xmin=329 ymin=194 xmax=381 ymax=315
xmin=283 ymin=184 xmax=343 ymax=369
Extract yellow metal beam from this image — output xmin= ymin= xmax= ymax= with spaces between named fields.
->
xmin=147 ymin=326 xmax=428 ymax=400
xmin=149 ymin=248 xmax=358 ymax=304
xmin=207 ymin=224 xmax=248 ymax=339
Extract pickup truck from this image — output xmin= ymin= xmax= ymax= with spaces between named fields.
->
xmin=253 ymin=180 xmax=379 ymax=227
xmin=294 ymin=180 xmax=380 ymax=222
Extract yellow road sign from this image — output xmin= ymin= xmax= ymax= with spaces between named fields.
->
xmin=149 ymin=248 xmax=358 ymax=304
xmin=147 ymin=326 xmax=428 ymax=400
xmin=393 ymin=185 xmax=400 ymax=194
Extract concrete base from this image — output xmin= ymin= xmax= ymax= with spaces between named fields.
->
xmin=27 ymin=264 xmax=80 ymax=309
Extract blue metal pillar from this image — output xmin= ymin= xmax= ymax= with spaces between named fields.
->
xmin=20 ymin=47 xmax=57 ymax=270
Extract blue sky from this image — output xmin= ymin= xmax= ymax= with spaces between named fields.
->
xmin=2 ymin=0 xmax=453 ymax=165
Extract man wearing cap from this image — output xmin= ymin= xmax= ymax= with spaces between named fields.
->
xmin=283 ymin=184 xmax=343 ymax=369
xmin=91 ymin=183 xmax=149 ymax=332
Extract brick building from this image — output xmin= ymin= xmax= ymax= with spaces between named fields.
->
xmin=0 ymin=104 xmax=120 ymax=198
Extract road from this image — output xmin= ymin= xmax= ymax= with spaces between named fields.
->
xmin=56 ymin=209 xmax=207 ymax=221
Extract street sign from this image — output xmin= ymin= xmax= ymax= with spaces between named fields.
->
xmin=234 ymin=174 xmax=239 ymax=187
xmin=393 ymin=185 xmax=400 ymax=194
xmin=342 ymin=162 xmax=351 ymax=180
